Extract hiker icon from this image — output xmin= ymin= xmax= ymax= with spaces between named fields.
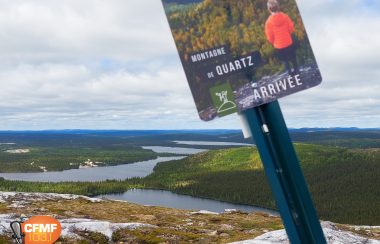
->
xmin=215 ymin=90 xmax=237 ymax=113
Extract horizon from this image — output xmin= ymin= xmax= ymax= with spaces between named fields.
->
xmin=1 ymin=127 xmax=379 ymax=132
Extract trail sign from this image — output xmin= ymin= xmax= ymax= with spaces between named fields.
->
xmin=161 ymin=0 xmax=322 ymax=121
xmin=161 ymin=1 xmax=327 ymax=243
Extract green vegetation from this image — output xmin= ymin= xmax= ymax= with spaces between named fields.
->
xmin=291 ymin=130 xmax=380 ymax=149
xmin=0 ymin=131 xmax=244 ymax=172
xmin=0 ymin=145 xmax=156 ymax=173
xmin=1 ymin=143 xmax=379 ymax=225
xmin=0 ymin=178 xmax=136 ymax=196
xmin=142 ymin=145 xmax=380 ymax=225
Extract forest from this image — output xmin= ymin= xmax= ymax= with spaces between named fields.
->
xmin=0 ymin=141 xmax=379 ymax=225
xmin=0 ymin=132 xmax=160 ymax=172
xmin=142 ymin=145 xmax=380 ymax=225
xmin=0 ymin=131 xmax=247 ymax=172
xmin=1 ymin=130 xmax=380 ymax=172
xmin=0 ymin=146 xmax=157 ymax=173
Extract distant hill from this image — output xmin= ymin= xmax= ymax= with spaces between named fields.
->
xmin=289 ymin=127 xmax=380 ymax=132
xmin=0 ymin=129 xmax=240 ymax=136
xmin=2 ymin=129 xmax=380 ymax=149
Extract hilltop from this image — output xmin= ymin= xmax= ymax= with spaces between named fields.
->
xmin=0 ymin=192 xmax=379 ymax=243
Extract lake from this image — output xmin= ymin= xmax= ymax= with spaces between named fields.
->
xmin=173 ymin=141 xmax=252 ymax=146
xmin=97 ymin=189 xmax=278 ymax=215
xmin=0 ymin=146 xmax=203 ymax=182
xmin=0 ymin=143 xmax=274 ymax=215
xmin=142 ymin=146 xmax=207 ymax=154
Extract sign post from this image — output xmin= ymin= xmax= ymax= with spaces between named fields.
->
xmin=243 ymin=101 xmax=326 ymax=244
xmin=161 ymin=0 xmax=327 ymax=242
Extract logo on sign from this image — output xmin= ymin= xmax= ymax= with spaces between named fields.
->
xmin=22 ymin=216 xmax=61 ymax=244
xmin=210 ymin=83 xmax=237 ymax=117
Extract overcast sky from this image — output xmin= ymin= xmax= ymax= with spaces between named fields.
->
xmin=0 ymin=0 xmax=379 ymax=130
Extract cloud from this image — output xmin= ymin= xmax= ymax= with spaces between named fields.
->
xmin=297 ymin=3 xmax=379 ymax=73
xmin=0 ymin=0 xmax=379 ymax=130
xmin=0 ymin=0 xmax=178 ymax=65
xmin=0 ymin=63 xmax=199 ymax=127
xmin=279 ymin=0 xmax=380 ymax=128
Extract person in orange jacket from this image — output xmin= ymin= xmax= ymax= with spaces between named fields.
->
xmin=265 ymin=0 xmax=299 ymax=74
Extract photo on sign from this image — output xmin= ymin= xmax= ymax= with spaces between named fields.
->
xmin=162 ymin=0 xmax=322 ymax=121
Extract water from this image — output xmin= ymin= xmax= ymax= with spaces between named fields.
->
xmin=0 ymin=144 xmax=275 ymax=215
xmin=0 ymin=146 xmax=203 ymax=182
xmin=0 ymin=156 xmax=185 ymax=182
xmin=98 ymin=189 xmax=277 ymax=215
xmin=143 ymin=146 xmax=206 ymax=154
xmin=173 ymin=141 xmax=251 ymax=146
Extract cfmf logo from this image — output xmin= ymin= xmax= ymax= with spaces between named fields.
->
xmin=11 ymin=216 xmax=61 ymax=244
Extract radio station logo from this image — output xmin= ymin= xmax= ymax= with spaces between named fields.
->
xmin=11 ymin=216 xmax=61 ymax=244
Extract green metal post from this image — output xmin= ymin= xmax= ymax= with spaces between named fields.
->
xmin=243 ymin=100 xmax=326 ymax=244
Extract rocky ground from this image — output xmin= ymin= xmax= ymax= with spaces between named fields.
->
xmin=0 ymin=192 xmax=379 ymax=243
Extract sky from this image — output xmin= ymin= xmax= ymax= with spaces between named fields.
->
xmin=0 ymin=0 xmax=379 ymax=130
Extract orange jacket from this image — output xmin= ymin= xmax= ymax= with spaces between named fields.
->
xmin=265 ymin=12 xmax=294 ymax=49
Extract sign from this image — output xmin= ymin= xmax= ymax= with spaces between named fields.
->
xmin=161 ymin=0 xmax=322 ymax=121
xmin=22 ymin=216 xmax=62 ymax=244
